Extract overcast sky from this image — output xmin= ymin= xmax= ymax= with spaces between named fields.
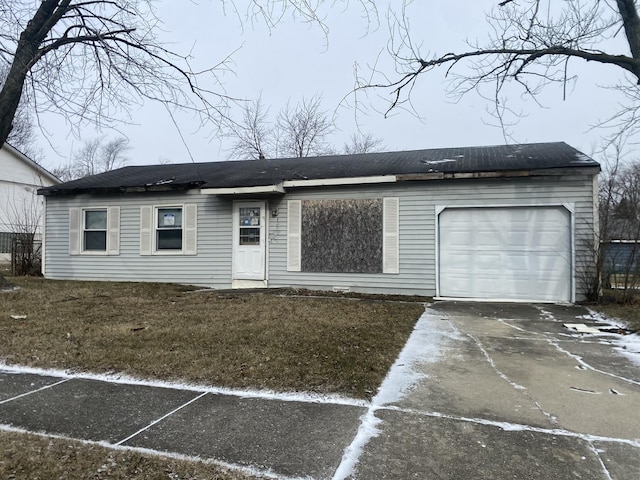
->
xmin=35 ymin=0 xmax=630 ymax=171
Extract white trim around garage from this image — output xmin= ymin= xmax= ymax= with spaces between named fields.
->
xmin=435 ymin=203 xmax=575 ymax=303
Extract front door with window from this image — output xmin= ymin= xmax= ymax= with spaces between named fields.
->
xmin=232 ymin=202 xmax=266 ymax=281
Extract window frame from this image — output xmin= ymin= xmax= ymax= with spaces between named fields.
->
xmin=153 ymin=205 xmax=185 ymax=254
xmin=140 ymin=203 xmax=197 ymax=256
xmin=69 ymin=206 xmax=119 ymax=256
xmin=82 ymin=208 xmax=108 ymax=253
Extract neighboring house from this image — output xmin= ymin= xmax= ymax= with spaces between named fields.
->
xmin=601 ymin=219 xmax=640 ymax=288
xmin=37 ymin=142 xmax=600 ymax=303
xmin=602 ymin=241 xmax=640 ymax=288
xmin=0 ymin=143 xmax=59 ymax=263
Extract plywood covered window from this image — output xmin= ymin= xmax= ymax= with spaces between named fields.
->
xmin=286 ymin=198 xmax=399 ymax=274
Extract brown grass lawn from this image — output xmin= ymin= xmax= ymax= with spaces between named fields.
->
xmin=0 ymin=430 xmax=261 ymax=480
xmin=0 ymin=278 xmax=423 ymax=478
xmin=0 ymin=277 xmax=424 ymax=398
xmin=591 ymin=292 xmax=640 ymax=331
xmin=590 ymin=302 xmax=640 ymax=331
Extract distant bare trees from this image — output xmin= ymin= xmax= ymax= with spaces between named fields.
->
xmin=597 ymin=143 xmax=640 ymax=300
xmin=343 ymin=132 xmax=384 ymax=155
xmin=53 ymin=137 xmax=130 ymax=181
xmin=227 ymin=96 xmax=272 ymax=160
xmin=276 ymin=96 xmax=335 ymax=158
xmin=227 ymin=95 xmax=335 ymax=159
xmin=227 ymin=95 xmax=383 ymax=159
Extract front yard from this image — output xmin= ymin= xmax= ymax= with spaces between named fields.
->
xmin=0 ymin=277 xmax=424 ymax=479
xmin=0 ymin=277 xmax=424 ymax=399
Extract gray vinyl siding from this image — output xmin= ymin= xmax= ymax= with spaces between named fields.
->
xmin=42 ymin=173 xmax=597 ymax=300
xmin=43 ymin=191 xmax=234 ymax=288
xmin=268 ymin=174 xmax=597 ymax=300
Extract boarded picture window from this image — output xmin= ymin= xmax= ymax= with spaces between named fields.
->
xmin=301 ymin=198 xmax=382 ymax=273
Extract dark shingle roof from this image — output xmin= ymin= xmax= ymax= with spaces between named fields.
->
xmin=39 ymin=142 xmax=599 ymax=196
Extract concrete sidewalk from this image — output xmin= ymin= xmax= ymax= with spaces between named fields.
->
xmin=0 ymin=370 xmax=366 ymax=479
xmin=1 ymin=302 xmax=640 ymax=479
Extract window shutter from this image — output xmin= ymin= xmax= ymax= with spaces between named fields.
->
xmin=69 ymin=207 xmax=81 ymax=255
xmin=287 ymin=200 xmax=301 ymax=272
xmin=140 ymin=206 xmax=153 ymax=255
xmin=383 ymin=197 xmax=399 ymax=274
xmin=184 ymin=203 xmax=198 ymax=255
xmin=107 ymin=206 xmax=120 ymax=255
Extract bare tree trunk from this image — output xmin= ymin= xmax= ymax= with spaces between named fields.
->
xmin=0 ymin=0 xmax=68 ymax=147
xmin=617 ymin=0 xmax=640 ymax=80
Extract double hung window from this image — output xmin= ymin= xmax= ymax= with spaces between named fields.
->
xmin=83 ymin=209 xmax=107 ymax=251
xmin=139 ymin=204 xmax=197 ymax=255
xmin=69 ymin=206 xmax=119 ymax=255
xmin=156 ymin=207 xmax=183 ymax=250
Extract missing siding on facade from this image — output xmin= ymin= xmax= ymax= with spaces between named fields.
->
xmin=301 ymin=198 xmax=382 ymax=273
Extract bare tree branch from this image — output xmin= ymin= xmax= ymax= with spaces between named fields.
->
xmin=226 ymin=95 xmax=273 ymax=160
xmin=355 ymin=0 xmax=640 ymax=144
xmin=0 ymin=1 xmax=380 ymax=153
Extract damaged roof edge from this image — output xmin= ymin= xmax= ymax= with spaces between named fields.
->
xmin=396 ymin=166 xmax=600 ymax=182
xmin=201 ymin=183 xmax=286 ymax=195
xmin=37 ymin=181 xmax=205 ymax=196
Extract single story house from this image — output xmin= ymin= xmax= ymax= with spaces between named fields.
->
xmin=38 ymin=142 xmax=600 ymax=303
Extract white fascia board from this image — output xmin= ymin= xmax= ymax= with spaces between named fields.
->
xmin=282 ymin=175 xmax=397 ymax=188
xmin=200 ymin=183 xmax=285 ymax=195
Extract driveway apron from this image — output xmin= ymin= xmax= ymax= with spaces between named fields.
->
xmin=350 ymin=302 xmax=640 ymax=480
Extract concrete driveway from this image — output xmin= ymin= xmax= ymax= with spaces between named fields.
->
xmin=348 ymin=302 xmax=640 ymax=480
xmin=1 ymin=302 xmax=639 ymax=479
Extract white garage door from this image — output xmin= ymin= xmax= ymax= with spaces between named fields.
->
xmin=438 ymin=206 xmax=572 ymax=302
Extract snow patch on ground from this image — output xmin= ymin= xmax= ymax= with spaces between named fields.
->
xmin=373 ymin=306 xmax=462 ymax=406
xmin=0 ymin=362 xmax=367 ymax=407
xmin=578 ymin=310 xmax=640 ymax=368
xmin=331 ymin=410 xmax=382 ymax=480
xmin=332 ymin=306 xmax=459 ymax=480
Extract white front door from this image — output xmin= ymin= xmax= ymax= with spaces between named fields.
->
xmin=232 ymin=201 xmax=266 ymax=281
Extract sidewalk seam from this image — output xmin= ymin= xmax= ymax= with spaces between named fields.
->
xmin=0 ymin=378 xmax=70 ymax=405
xmin=115 ymin=391 xmax=209 ymax=446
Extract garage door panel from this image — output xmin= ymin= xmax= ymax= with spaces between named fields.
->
xmin=475 ymin=253 xmax=502 ymax=272
xmin=439 ymin=207 xmax=571 ymax=302
xmin=503 ymin=253 xmax=530 ymax=273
